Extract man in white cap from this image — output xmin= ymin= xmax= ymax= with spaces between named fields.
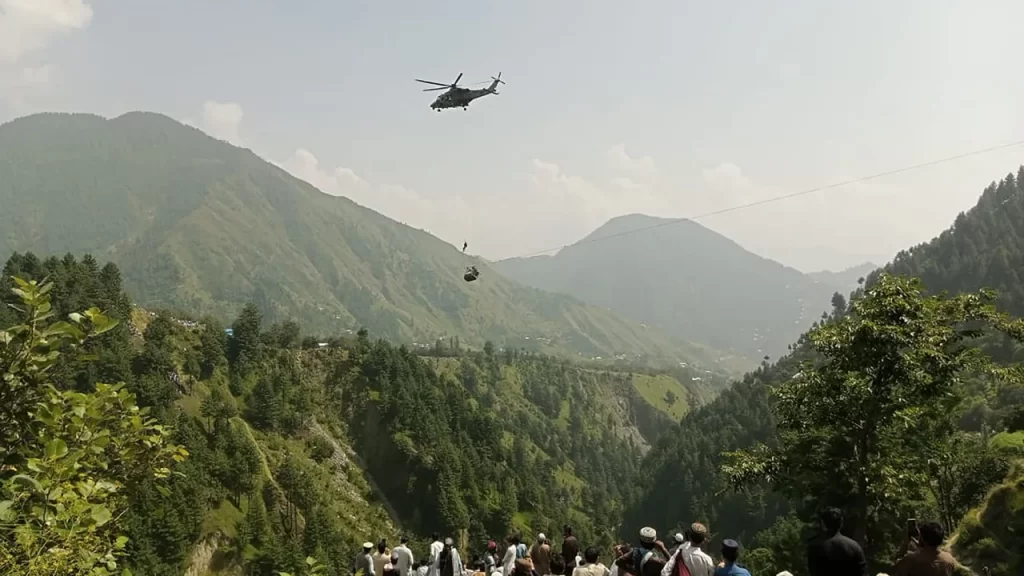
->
xmin=669 ymin=532 xmax=686 ymax=557
xmin=355 ymin=542 xmax=377 ymax=576
xmin=531 ymin=533 xmax=552 ymax=576
xmin=617 ymin=527 xmax=667 ymax=576
xmin=661 ymin=523 xmax=713 ymax=576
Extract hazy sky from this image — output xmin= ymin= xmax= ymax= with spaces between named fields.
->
xmin=3 ymin=0 xmax=1024 ymax=272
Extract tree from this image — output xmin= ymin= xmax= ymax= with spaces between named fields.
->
xmin=0 ymin=277 xmax=188 ymax=575
xmin=830 ymin=292 xmax=847 ymax=317
xmin=230 ymin=303 xmax=263 ymax=378
xmin=199 ymin=316 xmax=227 ymax=378
xmin=723 ymin=274 xmax=1024 ymax=564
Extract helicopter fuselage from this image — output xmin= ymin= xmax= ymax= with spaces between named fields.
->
xmin=431 ymin=88 xmax=495 ymax=110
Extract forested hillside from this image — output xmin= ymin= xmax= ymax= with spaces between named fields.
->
xmin=0 ymin=112 xmax=726 ymax=372
xmin=0 ymin=252 xmax=698 ymax=575
xmin=623 ymin=168 xmax=1024 ymax=576
xmin=493 ymin=214 xmax=837 ymax=361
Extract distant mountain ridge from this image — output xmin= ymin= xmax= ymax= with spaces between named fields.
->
xmin=0 ymin=111 xmax=727 ymax=373
xmin=809 ymin=262 xmax=878 ymax=292
xmin=493 ymin=214 xmax=839 ymax=361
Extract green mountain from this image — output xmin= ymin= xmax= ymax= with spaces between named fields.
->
xmin=492 ymin=214 xmax=839 ymax=361
xmin=808 ymin=262 xmax=878 ymax=293
xmin=623 ymin=168 xmax=1024 ymax=575
xmin=0 ymin=111 xmax=725 ymax=372
xmin=0 ymin=251 xmax=704 ymax=576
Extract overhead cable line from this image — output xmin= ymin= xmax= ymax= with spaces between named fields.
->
xmin=505 ymin=138 xmax=1024 ymax=261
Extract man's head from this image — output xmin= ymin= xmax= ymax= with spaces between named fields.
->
xmin=564 ymin=525 xmax=573 ymax=537
xmin=584 ymin=547 xmax=600 ymax=565
xmin=819 ymin=507 xmax=844 ymax=534
xmin=918 ymin=521 xmax=945 ymax=548
xmin=509 ymin=533 xmax=520 ymax=545
xmin=379 ymin=540 xmax=387 ymax=553
xmin=401 ymin=536 xmax=409 ymax=545
xmin=538 ymin=533 xmax=546 ymax=544
xmin=638 ymin=527 xmax=656 ymax=546
xmin=721 ymin=539 xmax=740 ymax=563
xmin=364 ymin=542 xmax=374 ymax=553
xmin=432 ymin=533 xmax=441 ymax=542
xmin=488 ymin=541 xmax=497 ymax=552
xmin=688 ymin=523 xmax=707 ymax=546
xmin=391 ymin=552 xmax=400 ymax=564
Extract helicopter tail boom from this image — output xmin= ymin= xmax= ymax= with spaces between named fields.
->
xmin=486 ymin=72 xmax=504 ymax=93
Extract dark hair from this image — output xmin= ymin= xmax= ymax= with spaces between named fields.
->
xmin=413 ymin=563 xmax=421 ymax=570
xmin=918 ymin=521 xmax=945 ymax=547
xmin=433 ymin=533 xmax=441 ymax=541
xmin=509 ymin=533 xmax=520 ymax=544
xmin=584 ymin=547 xmax=599 ymax=564
xmin=378 ymin=540 xmax=387 ymax=553
xmin=688 ymin=531 xmax=705 ymax=546
xmin=721 ymin=545 xmax=738 ymax=563
xmin=402 ymin=536 xmax=409 ymax=544
xmin=819 ymin=507 xmax=844 ymax=533
xmin=550 ymin=554 xmax=566 ymax=575
xmin=564 ymin=525 xmax=573 ymax=536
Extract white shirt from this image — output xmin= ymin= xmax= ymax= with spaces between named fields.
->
xmin=660 ymin=544 xmax=714 ymax=576
xmin=502 ymin=545 xmax=517 ymax=576
xmin=394 ymin=545 xmax=415 ymax=576
xmin=573 ymin=563 xmax=611 ymax=576
xmin=428 ymin=541 xmax=445 ymax=576
xmin=433 ymin=547 xmax=464 ymax=576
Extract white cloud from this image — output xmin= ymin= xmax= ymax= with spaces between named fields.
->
xmin=0 ymin=0 xmax=92 ymax=111
xmin=695 ymin=162 xmax=907 ymax=270
xmin=0 ymin=0 xmax=93 ymax=63
xmin=277 ymin=146 xmax=472 ymax=247
xmin=607 ymin=143 xmax=657 ymax=186
xmin=201 ymin=100 xmax=244 ymax=145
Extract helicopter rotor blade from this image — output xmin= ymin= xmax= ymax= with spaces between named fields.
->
xmin=415 ymin=79 xmax=452 ymax=88
xmin=423 ymin=86 xmax=449 ymax=92
xmin=454 ymin=72 xmax=463 ymax=85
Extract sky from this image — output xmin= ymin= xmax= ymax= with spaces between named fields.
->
xmin=3 ymin=0 xmax=1024 ymax=272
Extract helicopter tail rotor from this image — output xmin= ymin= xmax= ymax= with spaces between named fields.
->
xmin=486 ymin=72 xmax=505 ymax=94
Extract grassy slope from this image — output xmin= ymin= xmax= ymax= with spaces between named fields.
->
xmin=953 ymin=460 xmax=1024 ymax=576
xmin=0 ymin=111 xmax=730 ymax=373
xmin=157 ymin=317 xmax=396 ymax=575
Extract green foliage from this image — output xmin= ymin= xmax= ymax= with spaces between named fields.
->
xmin=339 ymin=343 xmax=658 ymax=551
xmin=628 ymin=168 xmax=1024 ymax=571
xmin=199 ymin=316 xmax=228 ymax=378
xmin=0 ymin=277 xmax=187 ymax=575
xmin=953 ymin=462 xmax=1024 ymax=576
xmin=230 ymin=303 xmax=264 ymax=379
xmin=723 ymin=274 xmax=1023 ymax=566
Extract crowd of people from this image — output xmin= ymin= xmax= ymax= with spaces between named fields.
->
xmin=353 ymin=510 xmax=970 ymax=576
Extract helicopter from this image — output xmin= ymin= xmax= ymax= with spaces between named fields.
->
xmin=415 ymin=72 xmax=504 ymax=111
